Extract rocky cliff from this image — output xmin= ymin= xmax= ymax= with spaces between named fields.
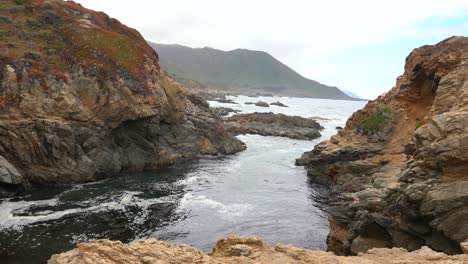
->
xmin=296 ymin=36 xmax=468 ymax=255
xmin=48 ymin=235 xmax=468 ymax=264
xmin=0 ymin=0 xmax=244 ymax=195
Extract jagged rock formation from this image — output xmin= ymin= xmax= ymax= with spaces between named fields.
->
xmin=296 ymin=36 xmax=468 ymax=255
xmin=226 ymin=112 xmax=322 ymax=140
xmin=0 ymin=0 xmax=244 ymax=194
xmin=48 ymin=235 xmax=468 ymax=264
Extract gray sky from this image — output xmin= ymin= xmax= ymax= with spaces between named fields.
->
xmin=73 ymin=0 xmax=468 ymax=99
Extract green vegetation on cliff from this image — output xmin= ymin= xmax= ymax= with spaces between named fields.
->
xmin=149 ymin=42 xmax=354 ymax=100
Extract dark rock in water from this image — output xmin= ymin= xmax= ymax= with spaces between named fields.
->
xmin=226 ymin=112 xmax=322 ymax=140
xmin=254 ymin=101 xmax=270 ymax=107
xmin=215 ymin=98 xmax=238 ymax=104
xmin=244 ymin=102 xmax=255 ymax=105
xmin=270 ymin=101 xmax=288 ymax=107
xmin=0 ymin=0 xmax=245 ymax=196
xmin=336 ymin=126 xmax=343 ymax=130
xmin=295 ymin=36 xmax=468 ymax=255
xmin=211 ymin=107 xmax=241 ymax=117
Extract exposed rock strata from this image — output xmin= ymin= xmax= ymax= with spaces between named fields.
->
xmin=48 ymin=235 xmax=468 ymax=264
xmin=296 ymin=36 xmax=468 ymax=255
xmin=226 ymin=112 xmax=322 ymax=140
xmin=0 ymin=0 xmax=244 ymax=194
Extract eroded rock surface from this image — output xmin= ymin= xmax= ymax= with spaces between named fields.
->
xmin=48 ymin=235 xmax=468 ymax=264
xmin=0 ymin=0 xmax=244 ymax=194
xmin=296 ymin=36 xmax=468 ymax=254
xmin=226 ymin=112 xmax=323 ymax=140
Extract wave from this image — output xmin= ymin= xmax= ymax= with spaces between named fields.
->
xmin=179 ymin=193 xmax=253 ymax=219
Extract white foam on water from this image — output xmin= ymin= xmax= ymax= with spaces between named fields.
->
xmin=179 ymin=193 xmax=253 ymax=219
xmin=176 ymin=176 xmax=201 ymax=185
xmin=0 ymin=191 xmax=175 ymax=230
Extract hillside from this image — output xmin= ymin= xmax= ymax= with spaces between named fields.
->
xmin=0 ymin=0 xmax=244 ymax=192
xmin=149 ymin=42 xmax=353 ymax=100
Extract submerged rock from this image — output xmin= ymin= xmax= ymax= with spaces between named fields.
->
xmin=0 ymin=0 xmax=245 ymax=193
xmin=226 ymin=112 xmax=323 ymax=140
xmin=48 ymin=235 xmax=468 ymax=264
xmin=296 ymin=36 xmax=468 ymax=255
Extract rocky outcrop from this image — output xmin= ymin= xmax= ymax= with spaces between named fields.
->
xmin=255 ymin=101 xmax=270 ymax=107
xmin=226 ymin=112 xmax=322 ymax=140
xmin=48 ymin=235 xmax=468 ymax=264
xmin=0 ymin=0 xmax=244 ymax=193
xmin=270 ymin=101 xmax=288 ymax=107
xmin=296 ymin=36 xmax=468 ymax=255
xmin=211 ymin=107 xmax=241 ymax=117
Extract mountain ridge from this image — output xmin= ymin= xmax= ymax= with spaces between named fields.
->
xmin=149 ymin=42 xmax=356 ymax=100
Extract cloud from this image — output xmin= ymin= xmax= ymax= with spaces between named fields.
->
xmin=72 ymin=0 xmax=468 ymax=99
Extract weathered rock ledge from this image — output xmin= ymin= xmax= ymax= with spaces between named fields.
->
xmin=48 ymin=235 xmax=468 ymax=264
xmin=296 ymin=36 xmax=468 ymax=255
xmin=226 ymin=112 xmax=323 ymax=140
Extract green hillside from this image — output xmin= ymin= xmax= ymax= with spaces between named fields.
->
xmin=148 ymin=42 xmax=353 ymax=100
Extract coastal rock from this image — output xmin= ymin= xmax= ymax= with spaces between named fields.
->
xmin=254 ymin=101 xmax=270 ymax=107
xmin=296 ymin=36 xmax=468 ymax=254
xmin=0 ymin=0 xmax=244 ymax=191
xmin=226 ymin=112 xmax=323 ymax=140
xmin=270 ymin=101 xmax=289 ymax=107
xmin=211 ymin=107 xmax=241 ymax=117
xmin=48 ymin=235 xmax=468 ymax=264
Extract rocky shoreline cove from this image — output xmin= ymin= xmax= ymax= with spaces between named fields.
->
xmin=0 ymin=1 xmax=467 ymax=263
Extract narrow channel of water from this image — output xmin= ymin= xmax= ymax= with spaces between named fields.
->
xmin=0 ymin=96 xmax=366 ymax=263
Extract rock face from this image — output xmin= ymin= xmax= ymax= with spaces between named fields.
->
xmin=226 ymin=112 xmax=322 ymax=140
xmin=296 ymin=36 xmax=468 ymax=255
xmin=48 ymin=235 xmax=468 ymax=264
xmin=0 ymin=0 xmax=244 ymax=192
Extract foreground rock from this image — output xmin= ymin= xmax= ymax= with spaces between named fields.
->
xmin=296 ymin=36 xmax=468 ymax=254
xmin=226 ymin=112 xmax=322 ymax=140
xmin=0 ymin=0 xmax=244 ymax=195
xmin=48 ymin=235 xmax=468 ymax=264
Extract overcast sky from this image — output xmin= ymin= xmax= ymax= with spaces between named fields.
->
xmin=73 ymin=0 xmax=468 ymax=99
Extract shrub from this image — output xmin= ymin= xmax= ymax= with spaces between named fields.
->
xmin=15 ymin=0 xmax=31 ymax=5
xmin=359 ymin=107 xmax=391 ymax=132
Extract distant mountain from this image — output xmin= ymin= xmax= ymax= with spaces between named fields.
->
xmin=149 ymin=42 xmax=355 ymax=100
xmin=342 ymin=90 xmax=365 ymax=100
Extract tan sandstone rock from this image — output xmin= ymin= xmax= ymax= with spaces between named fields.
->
xmin=48 ymin=235 xmax=468 ymax=264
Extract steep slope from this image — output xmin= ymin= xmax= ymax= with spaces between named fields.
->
xmin=296 ymin=36 xmax=468 ymax=255
xmin=0 ymin=0 xmax=244 ymax=194
xmin=149 ymin=42 xmax=353 ymax=99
